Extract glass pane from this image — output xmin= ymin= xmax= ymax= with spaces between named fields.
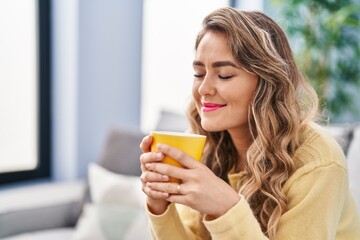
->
xmin=0 ymin=0 xmax=38 ymax=173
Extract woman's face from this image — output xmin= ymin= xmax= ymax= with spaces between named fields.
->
xmin=192 ymin=31 xmax=258 ymax=133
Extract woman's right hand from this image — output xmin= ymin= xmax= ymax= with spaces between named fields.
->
xmin=139 ymin=135 xmax=170 ymax=215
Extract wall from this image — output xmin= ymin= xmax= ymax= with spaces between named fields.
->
xmin=52 ymin=0 xmax=143 ymax=180
xmin=52 ymin=0 xmax=79 ymax=180
xmin=140 ymin=0 xmax=228 ymax=132
xmin=77 ymin=0 xmax=143 ymax=178
xmin=51 ymin=0 xmax=266 ymax=181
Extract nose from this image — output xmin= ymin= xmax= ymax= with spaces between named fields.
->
xmin=198 ymin=74 xmax=216 ymax=96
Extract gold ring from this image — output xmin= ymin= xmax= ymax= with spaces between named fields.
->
xmin=177 ymin=184 xmax=181 ymax=194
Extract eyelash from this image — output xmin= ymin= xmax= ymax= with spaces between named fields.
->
xmin=193 ymin=74 xmax=233 ymax=80
xmin=219 ymin=75 xmax=233 ymax=80
xmin=193 ymin=74 xmax=204 ymax=78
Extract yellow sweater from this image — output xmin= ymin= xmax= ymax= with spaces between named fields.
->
xmin=147 ymin=122 xmax=360 ymax=239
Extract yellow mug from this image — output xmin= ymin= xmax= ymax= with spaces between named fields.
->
xmin=150 ymin=131 xmax=206 ymax=182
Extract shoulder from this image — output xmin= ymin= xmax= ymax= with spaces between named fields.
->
xmin=283 ymin=122 xmax=348 ymax=194
xmin=292 ymin=121 xmax=347 ymax=173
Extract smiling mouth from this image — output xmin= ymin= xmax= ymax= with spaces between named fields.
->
xmin=202 ymin=102 xmax=227 ymax=112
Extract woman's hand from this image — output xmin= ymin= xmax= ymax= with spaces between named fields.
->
xmin=144 ymin=143 xmax=241 ymax=219
xmin=139 ymin=135 xmax=171 ymax=215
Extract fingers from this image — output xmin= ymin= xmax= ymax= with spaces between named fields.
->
xmin=140 ymin=170 xmax=169 ymax=183
xmin=149 ymin=190 xmax=169 ymax=199
xmin=139 ymin=151 xmax=164 ymax=165
xmin=156 ymin=144 xmax=200 ymax=169
xmin=145 ymin=161 xmax=187 ymax=181
xmin=147 ymin=182 xmax=183 ymax=195
xmin=141 ymin=143 xmax=203 ymax=183
xmin=139 ymin=135 xmax=153 ymax=153
xmin=141 ymin=171 xmax=169 ymax=200
xmin=143 ymin=185 xmax=169 ymax=199
xmin=139 ymin=141 xmax=164 ymax=177
xmin=140 ymin=137 xmax=170 ymax=200
xmin=140 ymin=163 xmax=170 ymax=200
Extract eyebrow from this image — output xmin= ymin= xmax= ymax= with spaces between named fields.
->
xmin=192 ymin=60 xmax=238 ymax=68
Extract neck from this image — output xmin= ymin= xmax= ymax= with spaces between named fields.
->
xmin=228 ymin=127 xmax=253 ymax=172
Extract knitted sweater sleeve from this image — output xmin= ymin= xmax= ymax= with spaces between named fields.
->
xmin=147 ymin=203 xmax=203 ymax=240
xmin=146 ymin=193 xmax=268 ymax=240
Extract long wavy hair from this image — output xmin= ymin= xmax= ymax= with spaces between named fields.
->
xmin=187 ymin=7 xmax=319 ymax=239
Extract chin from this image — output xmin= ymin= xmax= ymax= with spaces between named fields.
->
xmin=201 ymin=120 xmax=224 ymax=132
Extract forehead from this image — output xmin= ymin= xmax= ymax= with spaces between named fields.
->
xmin=195 ymin=31 xmax=233 ymax=60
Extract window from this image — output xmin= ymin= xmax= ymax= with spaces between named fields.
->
xmin=0 ymin=0 xmax=51 ymax=184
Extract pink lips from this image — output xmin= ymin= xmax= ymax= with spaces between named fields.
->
xmin=202 ymin=102 xmax=227 ymax=112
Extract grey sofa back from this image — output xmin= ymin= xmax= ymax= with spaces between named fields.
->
xmin=98 ymin=127 xmax=145 ymax=176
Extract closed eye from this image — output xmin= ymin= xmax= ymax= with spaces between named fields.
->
xmin=218 ymin=75 xmax=233 ymax=80
xmin=194 ymin=74 xmax=205 ymax=78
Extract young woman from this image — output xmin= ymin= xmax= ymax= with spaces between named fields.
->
xmin=139 ymin=7 xmax=360 ymax=239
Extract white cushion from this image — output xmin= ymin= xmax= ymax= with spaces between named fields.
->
xmin=72 ymin=163 xmax=149 ymax=240
xmin=88 ymin=163 xmax=144 ymax=207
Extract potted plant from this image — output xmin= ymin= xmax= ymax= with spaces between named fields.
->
xmin=272 ymin=0 xmax=360 ymax=122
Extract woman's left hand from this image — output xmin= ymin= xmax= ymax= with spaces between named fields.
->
xmin=145 ymin=143 xmax=241 ymax=219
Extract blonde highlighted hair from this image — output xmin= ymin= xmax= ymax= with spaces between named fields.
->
xmin=188 ymin=7 xmax=319 ymax=239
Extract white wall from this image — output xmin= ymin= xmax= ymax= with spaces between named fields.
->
xmin=237 ymin=0 xmax=263 ymax=11
xmin=141 ymin=0 xmax=228 ymax=132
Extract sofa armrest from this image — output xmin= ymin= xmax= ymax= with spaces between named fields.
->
xmin=0 ymin=180 xmax=86 ymax=238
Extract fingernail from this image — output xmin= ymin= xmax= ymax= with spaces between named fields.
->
xmin=156 ymin=143 xmax=163 ymax=150
xmin=162 ymin=175 xmax=169 ymax=181
xmin=145 ymin=163 xmax=152 ymax=169
xmin=146 ymin=182 xmax=152 ymax=188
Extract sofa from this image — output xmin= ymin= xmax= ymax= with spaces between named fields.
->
xmin=0 ymin=110 xmax=359 ymax=239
